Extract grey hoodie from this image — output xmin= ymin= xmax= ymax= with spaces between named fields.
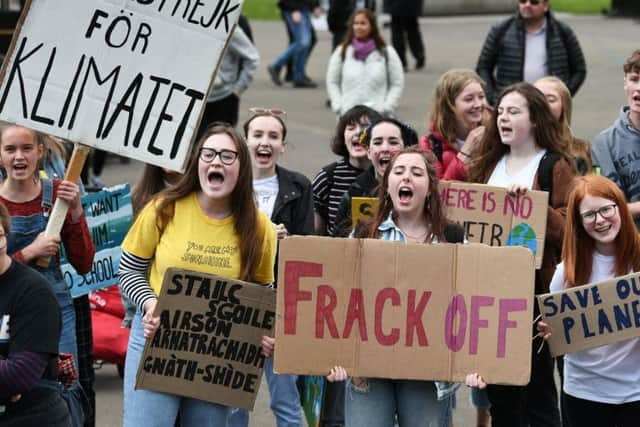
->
xmin=207 ymin=27 xmax=259 ymax=103
xmin=591 ymin=107 xmax=640 ymax=227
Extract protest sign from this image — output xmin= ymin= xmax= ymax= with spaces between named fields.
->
xmin=439 ymin=182 xmax=548 ymax=268
xmin=136 ymin=268 xmax=276 ymax=410
xmin=0 ymin=0 xmax=242 ymax=172
xmin=60 ymin=184 xmax=133 ymax=297
xmin=537 ymin=272 xmax=640 ymax=357
xmin=274 ymin=236 xmax=535 ymax=385
xmin=351 ymin=197 xmax=378 ymax=226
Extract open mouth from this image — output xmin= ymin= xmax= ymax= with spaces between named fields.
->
xmin=256 ymin=148 xmax=272 ymax=161
xmin=379 ymin=155 xmax=391 ymax=169
xmin=208 ymin=171 xmax=224 ymax=185
xmin=398 ymin=187 xmax=414 ymax=204
xmin=633 ymin=94 xmax=640 ymax=103
xmin=500 ymin=126 xmax=513 ymax=135
xmin=13 ymin=163 xmax=28 ymax=172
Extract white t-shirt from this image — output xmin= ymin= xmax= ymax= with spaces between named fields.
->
xmin=550 ymin=255 xmax=640 ymax=404
xmin=254 ymin=175 xmax=279 ymax=220
xmin=487 ymin=150 xmax=546 ymax=189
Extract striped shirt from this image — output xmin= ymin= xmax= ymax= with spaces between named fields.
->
xmin=312 ymin=159 xmax=364 ymax=236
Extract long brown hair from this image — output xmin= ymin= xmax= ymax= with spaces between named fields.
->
xmin=132 ymin=165 xmax=169 ymax=216
xmin=355 ymin=147 xmax=448 ymax=242
xmin=154 ymin=123 xmax=264 ymax=282
xmin=562 ymin=175 xmax=640 ymax=287
xmin=429 ymin=69 xmax=490 ymax=144
xmin=340 ymin=8 xmax=386 ymax=61
xmin=467 ymin=82 xmax=573 ymax=183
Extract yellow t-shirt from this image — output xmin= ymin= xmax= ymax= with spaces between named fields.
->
xmin=121 ymin=192 xmax=276 ymax=296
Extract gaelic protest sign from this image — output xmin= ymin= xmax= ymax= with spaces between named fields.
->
xmin=0 ymin=0 xmax=242 ymax=171
xmin=439 ymin=182 xmax=548 ymax=268
xmin=537 ymin=272 xmax=640 ymax=357
xmin=274 ymin=236 xmax=536 ymax=385
xmin=60 ymin=184 xmax=133 ymax=297
xmin=136 ymin=268 xmax=276 ymax=410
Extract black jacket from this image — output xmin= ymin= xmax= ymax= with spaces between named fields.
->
xmin=384 ymin=0 xmax=423 ymax=16
xmin=278 ymin=0 xmax=318 ymax=11
xmin=272 ymin=165 xmax=314 ymax=236
xmin=334 ymin=166 xmax=378 ymax=237
xmin=476 ymin=11 xmax=586 ymax=105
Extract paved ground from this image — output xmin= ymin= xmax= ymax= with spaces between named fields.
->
xmin=93 ymin=12 xmax=639 ymax=426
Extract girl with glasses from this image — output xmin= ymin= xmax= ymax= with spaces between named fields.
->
xmin=536 ymin=175 xmax=640 ymax=427
xmin=118 ymin=123 xmax=277 ymax=427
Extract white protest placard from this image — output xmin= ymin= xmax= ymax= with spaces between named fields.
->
xmin=0 ymin=0 xmax=243 ymax=171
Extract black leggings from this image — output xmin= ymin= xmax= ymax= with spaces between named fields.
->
xmin=564 ymin=394 xmax=640 ymax=427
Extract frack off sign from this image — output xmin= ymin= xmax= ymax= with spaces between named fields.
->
xmin=0 ymin=0 xmax=242 ymax=171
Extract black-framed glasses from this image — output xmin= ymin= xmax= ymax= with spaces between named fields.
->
xmin=580 ymin=204 xmax=617 ymax=224
xmin=519 ymin=0 xmax=542 ymax=4
xmin=199 ymin=148 xmax=238 ymax=165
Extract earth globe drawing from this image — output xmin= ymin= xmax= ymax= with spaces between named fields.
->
xmin=506 ymin=223 xmax=537 ymax=254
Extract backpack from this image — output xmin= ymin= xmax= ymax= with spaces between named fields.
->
xmin=537 ymin=151 xmax=562 ymax=201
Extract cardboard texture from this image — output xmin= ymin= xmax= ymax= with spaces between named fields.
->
xmin=0 ymin=0 xmax=243 ymax=172
xmin=439 ymin=182 xmax=548 ymax=268
xmin=537 ymin=272 xmax=640 ymax=357
xmin=275 ymin=236 xmax=535 ymax=385
xmin=136 ymin=268 xmax=276 ymax=410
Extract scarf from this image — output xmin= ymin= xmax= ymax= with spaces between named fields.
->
xmin=352 ymin=38 xmax=376 ymax=61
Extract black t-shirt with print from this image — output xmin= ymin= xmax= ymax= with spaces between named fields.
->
xmin=0 ymin=260 xmax=61 ymax=385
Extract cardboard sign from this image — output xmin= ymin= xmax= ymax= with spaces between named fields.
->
xmin=136 ymin=269 xmax=276 ymax=410
xmin=274 ymin=236 xmax=535 ymax=385
xmin=0 ymin=0 xmax=242 ymax=171
xmin=351 ymin=197 xmax=379 ymax=226
xmin=537 ymin=272 xmax=640 ymax=357
xmin=439 ymin=182 xmax=548 ymax=268
xmin=60 ymin=184 xmax=133 ymax=297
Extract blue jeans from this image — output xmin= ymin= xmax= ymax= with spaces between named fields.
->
xmin=227 ymin=357 xmax=303 ymax=427
xmin=345 ymin=378 xmax=452 ymax=427
xmin=124 ymin=313 xmax=230 ymax=427
xmin=272 ymin=9 xmax=312 ymax=82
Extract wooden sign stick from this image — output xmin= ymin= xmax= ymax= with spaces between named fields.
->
xmin=36 ymin=144 xmax=91 ymax=268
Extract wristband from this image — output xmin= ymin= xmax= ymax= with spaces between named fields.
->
xmin=459 ymin=151 xmax=471 ymax=158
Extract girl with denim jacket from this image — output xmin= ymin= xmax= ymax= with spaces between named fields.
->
xmin=0 ymin=125 xmax=95 ymax=427
xmin=326 ymin=146 xmax=463 ymax=427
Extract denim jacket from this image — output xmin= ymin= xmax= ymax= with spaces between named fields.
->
xmin=377 ymin=214 xmax=461 ymax=401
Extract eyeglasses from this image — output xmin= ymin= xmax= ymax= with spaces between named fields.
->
xmin=580 ymin=204 xmax=617 ymax=225
xmin=199 ymin=148 xmax=238 ymax=165
xmin=519 ymin=0 xmax=542 ymax=4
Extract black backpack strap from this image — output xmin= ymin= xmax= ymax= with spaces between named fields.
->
xmin=427 ymin=134 xmax=443 ymax=162
xmin=537 ymin=151 xmax=561 ymax=201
